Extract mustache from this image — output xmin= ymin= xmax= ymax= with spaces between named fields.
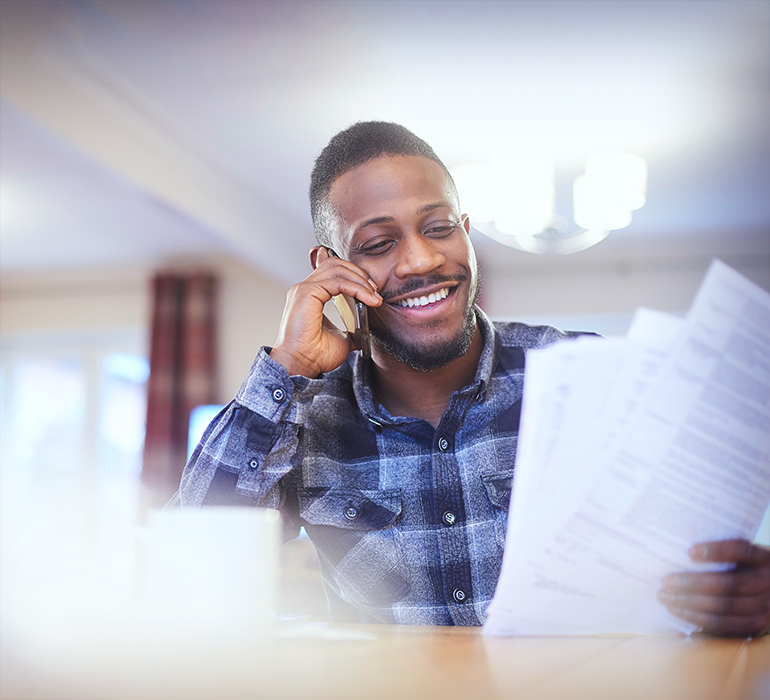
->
xmin=380 ymin=272 xmax=468 ymax=302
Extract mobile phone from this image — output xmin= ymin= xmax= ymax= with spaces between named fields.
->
xmin=326 ymin=249 xmax=371 ymax=359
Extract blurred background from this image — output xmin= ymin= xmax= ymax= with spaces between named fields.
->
xmin=1 ymin=0 xmax=769 ymax=626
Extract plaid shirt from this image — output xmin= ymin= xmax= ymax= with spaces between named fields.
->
xmin=179 ymin=308 xmax=588 ymax=625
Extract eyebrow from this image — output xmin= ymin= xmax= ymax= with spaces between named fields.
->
xmin=355 ymin=202 xmax=454 ymax=232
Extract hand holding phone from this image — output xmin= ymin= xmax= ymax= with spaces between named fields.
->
xmin=271 ymin=246 xmax=378 ymax=377
xmin=326 ymin=248 xmax=371 ymax=359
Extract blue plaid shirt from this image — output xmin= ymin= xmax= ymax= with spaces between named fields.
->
xmin=179 ymin=309 xmax=588 ymax=625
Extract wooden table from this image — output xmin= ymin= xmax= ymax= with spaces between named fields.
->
xmin=3 ymin=622 xmax=768 ymax=700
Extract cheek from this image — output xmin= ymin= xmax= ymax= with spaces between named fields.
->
xmin=456 ymin=232 xmax=475 ymax=260
xmin=448 ymin=239 xmax=476 ymax=278
xmin=357 ymin=261 xmax=392 ymax=294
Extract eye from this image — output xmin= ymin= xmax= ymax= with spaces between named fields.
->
xmin=357 ymin=238 xmax=395 ymax=255
xmin=423 ymin=220 xmax=461 ymax=237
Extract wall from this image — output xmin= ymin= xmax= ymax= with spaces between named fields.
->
xmin=0 ymin=267 xmax=150 ymax=335
xmin=475 ymin=231 xmax=770 ymax=336
xmin=215 ymin=258 xmax=288 ymax=401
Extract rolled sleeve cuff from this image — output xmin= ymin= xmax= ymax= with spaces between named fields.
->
xmin=236 ymin=347 xmax=325 ymax=423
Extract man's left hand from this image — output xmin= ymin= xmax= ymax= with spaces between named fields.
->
xmin=658 ymin=539 xmax=770 ymax=637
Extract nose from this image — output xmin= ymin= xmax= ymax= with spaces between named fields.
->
xmin=393 ymin=233 xmax=445 ymax=278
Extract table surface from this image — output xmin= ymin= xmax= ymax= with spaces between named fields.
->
xmin=4 ymin=622 xmax=769 ymax=700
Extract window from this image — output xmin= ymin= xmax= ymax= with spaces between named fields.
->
xmin=0 ymin=329 xmax=148 ymax=540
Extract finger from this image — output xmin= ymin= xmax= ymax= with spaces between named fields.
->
xmin=312 ymin=278 xmax=382 ymax=308
xmin=312 ymin=245 xmax=331 ymax=267
xmin=313 ymin=258 xmax=381 ymax=304
xmin=301 ymin=271 xmax=380 ymax=309
xmin=690 ymin=540 xmax=770 ymax=566
xmin=664 ymin=604 xmax=769 ymax=638
xmin=662 ymin=566 xmax=770 ymax=597
xmin=657 ymin=590 xmax=769 ymax=618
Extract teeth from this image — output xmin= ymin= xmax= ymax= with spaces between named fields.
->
xmin=399 ymin=288 xmax=449 ymax=308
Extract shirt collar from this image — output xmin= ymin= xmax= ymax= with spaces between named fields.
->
xmin=351 ymin=305 xmax=499 ymax=424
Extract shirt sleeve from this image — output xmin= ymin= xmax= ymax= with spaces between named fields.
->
xmin=178 ymin=346 xmax=324 ymax=509
xmin=535 ymin=326 xmax=601 ymax=347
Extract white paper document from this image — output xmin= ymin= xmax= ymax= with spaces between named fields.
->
xmin=484 ymin=260 xmax=770 ymax=636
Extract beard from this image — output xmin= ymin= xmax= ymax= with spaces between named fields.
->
xmin=371 ymin=269 xmax=482 ymax=372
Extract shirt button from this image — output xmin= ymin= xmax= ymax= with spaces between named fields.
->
xmin=344 ymin=506 xmax=358 ymax=520
xmin=442 ymin=511 xmax=457 ymax=526
xmin=453 ymin=588 xmax=467 ymax=603
xmin=271 ymin=387 xmax=286 ymax=403
xmin=437 ymin=437 xmax=449 ymax=452
xmin=249 ymin=459 xmax=258 ymax=469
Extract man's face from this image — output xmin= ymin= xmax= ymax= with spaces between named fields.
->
xmin=326 ymin=155 xmax=480 ymax=371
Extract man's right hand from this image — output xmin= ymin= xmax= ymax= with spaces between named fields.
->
xmin=269 ymin=246 xmax=382 ymax=377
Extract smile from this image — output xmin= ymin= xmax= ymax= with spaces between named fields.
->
xmin=397 ymin=287 xmax=449 ymax=308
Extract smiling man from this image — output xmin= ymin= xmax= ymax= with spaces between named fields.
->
xmin=179 ymin=122 xmax=769 ymax=635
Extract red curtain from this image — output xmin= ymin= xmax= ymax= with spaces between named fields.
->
xmin=141 ymin=272 xmax=218 ymax=505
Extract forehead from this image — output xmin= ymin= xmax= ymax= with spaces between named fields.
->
xmin=327 ymin=155 xmax=458 ymax=236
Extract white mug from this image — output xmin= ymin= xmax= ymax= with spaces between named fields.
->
xmin=143 ymin=507 xmax=281 ymax=628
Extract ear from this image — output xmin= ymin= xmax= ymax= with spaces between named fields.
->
xmin=461 ymin=214 xmax=471 ymax=235
xmin=309 ymin=246 xmax=328 ymax=270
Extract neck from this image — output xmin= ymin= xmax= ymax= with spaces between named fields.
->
xmin=370 ymin=325 xmax=484 ymax=429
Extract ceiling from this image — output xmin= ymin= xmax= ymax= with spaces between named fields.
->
xmin=1 ymin=0 xmax=769 ymax=285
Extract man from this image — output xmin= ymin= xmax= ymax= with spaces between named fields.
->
xmin=179 ymin=121 xmax=769 ymax=635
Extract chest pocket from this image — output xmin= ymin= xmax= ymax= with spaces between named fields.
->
xmin=480 ymin=469 xmax=514 ymax=548
xmin=297 ymin=488 xmax=410 ymax=608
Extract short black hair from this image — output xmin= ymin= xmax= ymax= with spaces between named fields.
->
xmin=309 ymin=121 xmax=456 ymax=247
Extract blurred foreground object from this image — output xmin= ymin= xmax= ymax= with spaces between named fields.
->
xmin=142 ymin=507 xmax=280 ymax=623
xmin=1 ymin=501 xmax=280 ymax=699
xmin=1 ymin=619 xmax=768 ymax=700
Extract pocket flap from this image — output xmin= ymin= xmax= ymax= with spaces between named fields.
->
xmin=298 ymin=488 xmax=402 ymax=530
xmin=481 ymin=469 xmax=514 ymax=510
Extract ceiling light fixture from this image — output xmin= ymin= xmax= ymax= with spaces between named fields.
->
xmin=450 ymin=153 xmax=647 ymax=255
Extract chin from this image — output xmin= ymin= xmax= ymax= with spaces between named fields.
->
xmin=372 ymin=315 xmax=476 ymax=372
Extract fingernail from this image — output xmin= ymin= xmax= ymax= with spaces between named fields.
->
xmin=662 ymin=574 xmax=681 ymax=591
xmin=690 ymin=543 xmax=709 ymax=561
